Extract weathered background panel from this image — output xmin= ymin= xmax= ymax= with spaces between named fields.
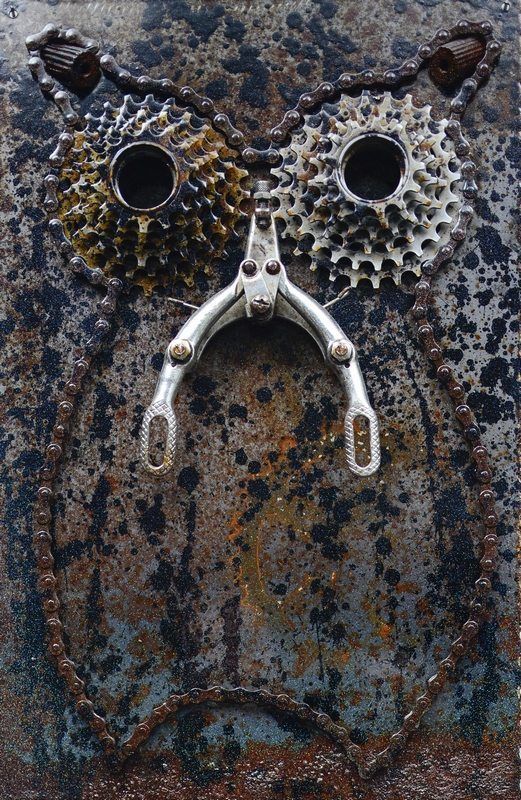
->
xmin=0 ymin=1 xmax=518 ymax=799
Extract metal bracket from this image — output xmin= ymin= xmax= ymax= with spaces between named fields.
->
xmin=140 ymin=185 xmax=381 ymax=478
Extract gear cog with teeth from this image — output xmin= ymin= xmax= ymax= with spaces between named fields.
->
xmin=272 ymin=92 xmax=461 ymax=289
xmin=54 ymin=94 xmax=249 ymax=294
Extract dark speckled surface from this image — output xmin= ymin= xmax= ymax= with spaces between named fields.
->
xmin=0 ymin=1 xmax=518 ymax=798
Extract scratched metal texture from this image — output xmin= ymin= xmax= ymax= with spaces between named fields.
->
xmin=0 ymin=1 xmax=518 ymax=799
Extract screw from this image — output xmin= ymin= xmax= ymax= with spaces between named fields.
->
xmin=251 ymin=295 xmax=271 ymax=316
xmin=330 ymin=339 xmax=353 ymax=362
xmin=169 ymin=338 xmax=192 ymax=361
xmin=265 ymin=259 xmax=280 ymax=275
xmin=241 ymin=259 xmax=257 ymax=276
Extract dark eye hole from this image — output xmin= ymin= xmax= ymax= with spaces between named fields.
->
xmin=339 ymin=133 xmax=406 ymax=202
xmin=110 ymin=142 xmax=178 ymax=211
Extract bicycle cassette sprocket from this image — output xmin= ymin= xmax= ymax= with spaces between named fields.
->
xmin=51 ymin=94 xmax=249 ymax=294
xmin=272 ymin=92 xmax=462 ymax=289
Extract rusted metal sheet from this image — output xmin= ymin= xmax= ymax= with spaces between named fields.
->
xmin=0 ymin=2 xmax=518 ymax=799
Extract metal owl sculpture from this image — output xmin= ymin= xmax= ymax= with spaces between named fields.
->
xmin=27 ymin=20 xmax=501 ymax=778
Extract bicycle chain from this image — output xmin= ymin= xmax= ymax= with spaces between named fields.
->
xmin=29 ymin=19 xmax=501 ymax=778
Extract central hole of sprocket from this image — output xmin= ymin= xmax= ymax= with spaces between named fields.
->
xmin=111 ymin=142 xmax=178 ymax=211
xmin=340 ymin=133 xmax=406 ymax=202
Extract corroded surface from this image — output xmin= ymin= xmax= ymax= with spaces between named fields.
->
xmin=0 ymin=2 xmax=518 ymax=799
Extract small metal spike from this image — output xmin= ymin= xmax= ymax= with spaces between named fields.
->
xmin=41 ymin=42 xmax=101 ymax=91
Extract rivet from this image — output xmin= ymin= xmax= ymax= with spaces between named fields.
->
xmin=265 ymin=259 xmax=280 ymax=275
xmin=241 ymin=259 xmax=257 ymax=277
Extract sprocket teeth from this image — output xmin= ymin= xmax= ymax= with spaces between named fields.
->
xmin=54 ymin=94 xmax=249 ymax=295
xmin=272 ymin=91 xmax=462 ymax=290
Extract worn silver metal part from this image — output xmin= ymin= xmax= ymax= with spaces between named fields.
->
xmin=141 ymin=190 xmax=381 ymax=477
xmin=139 ymin=400 xmax=177 ymax=478
xmin=273 ymin=92 xmax=461 ymax=289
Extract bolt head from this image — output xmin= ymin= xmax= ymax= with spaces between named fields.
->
xmin=241 ymin=259 xmax=257 ymax=277
xmin=265 ymin=259 xmax=281 ymax=275
xmin=169 ymin=339 xmax=192 ymax=361
xmin=251 ymin=295 xmax=271 ymax=316
xmin=330 ymin=339 xmax=353 ymax=362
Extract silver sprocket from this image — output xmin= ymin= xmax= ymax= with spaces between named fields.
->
xmin=272 ymin=92 xmax=461 ymax=289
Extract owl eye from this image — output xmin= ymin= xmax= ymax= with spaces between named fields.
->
xmin=272 ymin=91 xmax=462 ymax=291
xmin=110 ymin=142 xmax=179 ymax=212
xmin=48 ymin=94 xmax=249 ymax=295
